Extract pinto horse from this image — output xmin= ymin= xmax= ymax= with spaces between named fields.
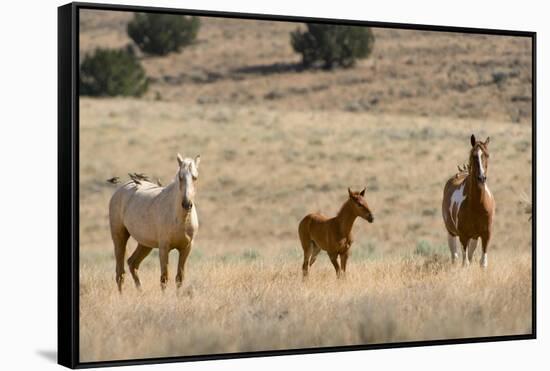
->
xmin=299 ymin=187 xmax=374 ymax=278
xmin=109 ymin=154 xmax=200 ymax=291
xmin=442 ymin=135 xmax=495 ymax=267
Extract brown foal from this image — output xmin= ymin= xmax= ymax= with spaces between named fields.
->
xmin=299 ymin=187 xmax=374 ymax=278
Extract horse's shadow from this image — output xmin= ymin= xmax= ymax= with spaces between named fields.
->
xmin=231 ymin=62 xmax=304 ymax=76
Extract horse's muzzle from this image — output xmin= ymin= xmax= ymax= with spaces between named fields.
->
xmin=182 ymin=201 xmax=193 ymax=211
xmin=477 ymin=175 xmax=487 ymax=184
xmin=367 ymin=215 xmax=374 ymax=223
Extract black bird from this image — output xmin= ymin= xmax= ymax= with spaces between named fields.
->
xmin=128 ymin=173 xmax=142 ymax=185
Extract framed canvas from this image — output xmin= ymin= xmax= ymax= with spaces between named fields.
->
xmin=58 ymin=2 xmax=536 ymax=368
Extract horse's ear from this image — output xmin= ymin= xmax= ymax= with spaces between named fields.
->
xmin=348 ymin=187 xmax=353 ymax=198
xmin=177 ymin=153 xmax=183 ymax=166
xmin=485 ymin=137 xmax=490 ymax=145
xmin=359 ymin=187 xmax=366 ymax=197
xmin=470 ymin=134 xmax=476 ymax=147
xmin=194 ymin=155 xmax=201 ymax=169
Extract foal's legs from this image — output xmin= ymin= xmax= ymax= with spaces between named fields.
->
xmin=127 ymin=243 xmax=152 ymax=289
xmin=339 ymin=252 xmax=349 ymax=278
xmin=328 ymin=252 xmax=341 ymax=278
xmin=176 ymin=244 xmax=192 ymax=288
xmin=447 ymin=234 xmax=459 ymax=264
xmin=112 ymin=227 xmax=130 ymax=292
xmin=159 ymin=244 xmax=170 ymax=290
xmin=308 ymin=243 xmax=322 ymax=267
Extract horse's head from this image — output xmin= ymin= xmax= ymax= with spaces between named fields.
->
xmin=469 ymin=134 xmax=490 ymax=185
xmin=176 ymin=153 xmax=200 ymax=211
xmin=348 ymin=187 xmax=374 ymax=223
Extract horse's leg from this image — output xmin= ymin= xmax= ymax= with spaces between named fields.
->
xmin=480 ymin=234 xmax=491 ymax=268
xmin=175 ymin=243 xmax=192 ymax=288
xmin=127 ymin=243 xmax=152 ymax=289
xmin=112 ymin=227 xmax=130 ymax=293
xmin=447 ymin=234 xmax=459 ymax=264
xmin=159 ymin=244 xmax=170 ymax=291
xmin=328 ymin=252 xmax=341 ymax=278
xmin=339 ymin=251 xmax=349 ymax=277
xmin=308 ymin=242 xmax=321 ymax=267
xmin=467 ymin=238 xmax=478 ymax=263
xmin=459 ymin=236 xmax=470 ymax=267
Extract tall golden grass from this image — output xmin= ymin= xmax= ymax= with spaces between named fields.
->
xmin=80 ymin=251 xmax=531 ymax=362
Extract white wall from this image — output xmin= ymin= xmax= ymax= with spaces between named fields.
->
xmin=0 ymin=0 xmax=546 ymax=370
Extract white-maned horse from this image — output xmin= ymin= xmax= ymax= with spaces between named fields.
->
xmin=109 ymin=154 xmax=200 ymax=291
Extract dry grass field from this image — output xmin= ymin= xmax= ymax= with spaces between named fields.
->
xmin=78 ymin=10 xmax=533 ymax=362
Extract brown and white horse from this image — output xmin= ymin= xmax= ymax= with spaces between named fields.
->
xmin=299 ymin=187 xmax=374 ymax=278
xmin=442 ymin=135 xmax=495 ymax=267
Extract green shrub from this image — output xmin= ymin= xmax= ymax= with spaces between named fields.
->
xmin=80 ymin=46 xmax=148 ymax=97
xmin=291 ymin=23 xmax=375 ymax=69
xmin=127 ymin=13 xmax=200 ymax=56
xmin=414 ymin=240 xmax=446 ymax=257
xmin=242 ymin=249 xmax=260 ymax=261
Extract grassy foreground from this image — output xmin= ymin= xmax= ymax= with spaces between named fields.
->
xmin=80 ymin=250 xmax=531 ymax=362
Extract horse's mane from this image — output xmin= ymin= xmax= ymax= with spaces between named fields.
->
xmin=457 ymin=161 xmax=469 ymax=174
xmin=455 ymin=148 xmax=475 ymax=175
xmin=336 ymin=198 xmax=353 ymax=217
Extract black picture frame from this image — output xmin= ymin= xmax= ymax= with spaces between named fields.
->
xmin=58 ymin=2 xmax=537 ymax=368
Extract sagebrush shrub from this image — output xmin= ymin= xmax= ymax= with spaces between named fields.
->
xmin=127 ymin=13 xmax=200 ymax=56
xmin=291 ymin=24 xmax=375 ymax=69
xmin=80 ymin=46 xmax=148 ymax=97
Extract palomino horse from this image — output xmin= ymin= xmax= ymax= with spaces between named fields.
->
xmin=109 ymin=154 xmax=200 ymax=291
xmin=299 ymin=188 xmax=374 ymax=278
xmin=442 ymin=135 xmax=495 ymax=267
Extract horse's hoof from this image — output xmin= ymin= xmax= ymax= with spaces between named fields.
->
xmin=480 ymin=254 xmax=488 ymax=268
xmin=116 ymin=280 xmax=123 ymax=293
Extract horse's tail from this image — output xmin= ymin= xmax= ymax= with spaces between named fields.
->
xmin=298 ymin=216 xmax=312 ymax=250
